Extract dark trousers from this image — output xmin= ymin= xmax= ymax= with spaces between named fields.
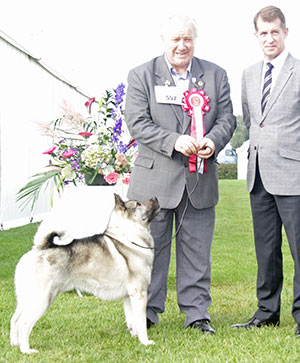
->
xmin=250 ymin=166 xmax=300 ymax=324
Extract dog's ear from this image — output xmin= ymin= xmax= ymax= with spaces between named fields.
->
xmin=114 ymin=193 xmax=126 ymax=211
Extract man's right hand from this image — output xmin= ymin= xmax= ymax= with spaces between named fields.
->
xmin=174 ymin=135 xmax=200 ymax=157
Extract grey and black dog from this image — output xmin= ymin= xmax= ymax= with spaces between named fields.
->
xmin=10 ymin=194 xmax=160 ymax=354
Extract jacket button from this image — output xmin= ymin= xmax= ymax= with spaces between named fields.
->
xmin=254 ymin=146 xmax=257 ymax=150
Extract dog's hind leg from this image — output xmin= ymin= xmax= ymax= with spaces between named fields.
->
xmin=15 ymin=292 xmax=56 ymax=354
xmin=123 ymin=296 xmax=137 ymax=337
xmin=10 ymin=307 xmax=23 ymax=347
xmin=128 ymin=289 xmax=155 ymax=346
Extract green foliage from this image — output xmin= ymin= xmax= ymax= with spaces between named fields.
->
xmin=1 ymin=182 xmax=299 ymax=361
xmin=16 ymin=170 xmax=61 ymax=211
xmin=230 ymin=115 xmax=249 ymax=149
xmin=218 ymin=163 xmax=237 ymax=179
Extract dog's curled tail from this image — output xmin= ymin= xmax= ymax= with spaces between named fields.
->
xmin=34 ymin=231 xmax=74 ymax=250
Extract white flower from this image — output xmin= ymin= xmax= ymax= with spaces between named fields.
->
xmin=106 ymin=118 xmax=115 ymax=128
xmin=61 ymin=165 xmax=76 ymax=180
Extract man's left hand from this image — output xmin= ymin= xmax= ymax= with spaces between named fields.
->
xmin=197 ymin=138 xmax=215 ymax=159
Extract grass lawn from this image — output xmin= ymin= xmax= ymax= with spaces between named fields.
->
xmin=1 ymin=180 xmax=299 ymax=362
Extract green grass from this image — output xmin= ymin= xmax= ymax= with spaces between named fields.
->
xmin=1 ymin=180 xmax=299 ymax=362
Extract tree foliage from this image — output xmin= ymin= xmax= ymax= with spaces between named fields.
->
xmin=230 ymin=115 xmax=249 ymax=149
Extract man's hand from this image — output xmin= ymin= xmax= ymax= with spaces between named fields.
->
xmin=174 ymin=135 xmax=200 ymax=157
xmin=197 ymin=137 xmax=215 ymax=159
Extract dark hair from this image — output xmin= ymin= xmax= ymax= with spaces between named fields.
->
xmin=254 ymin=6 xmax=286 ymax=31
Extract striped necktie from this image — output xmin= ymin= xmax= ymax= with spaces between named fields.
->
xmin=261 ymin=62 xmax=274 ymax=114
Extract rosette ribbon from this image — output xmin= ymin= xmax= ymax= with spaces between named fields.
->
xmin=182 ymin=88 xmax=210 ymax=173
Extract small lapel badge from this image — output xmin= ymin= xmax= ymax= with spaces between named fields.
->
xmin=192 ymin=78 xmax=203 ymax=88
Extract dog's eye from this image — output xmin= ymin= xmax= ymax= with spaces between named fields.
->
xmin=137 ymin=202 xmax=141 ymax=206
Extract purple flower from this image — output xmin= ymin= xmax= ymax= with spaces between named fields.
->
xmin=117 ymin=141 xmax=128 ymax=154
xmin=115 ymin=83 xmax=125 ymax=105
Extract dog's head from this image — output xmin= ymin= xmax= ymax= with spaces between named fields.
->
xmin=113 ymin=193 xmax=160 ymax=226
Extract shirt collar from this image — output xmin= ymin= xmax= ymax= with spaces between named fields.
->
xmin=264 ymin=48 xmax=288 ymax=70
xmin=165 ymin=54 xmax=192 ymax=80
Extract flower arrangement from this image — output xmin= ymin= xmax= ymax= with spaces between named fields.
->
xmin=17 ymin=83 xmax=137 ymax=211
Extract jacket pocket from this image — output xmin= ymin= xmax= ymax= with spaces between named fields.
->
xmin=279 ymin=148 xmax=300 ymax=161
xmin=134 ymin=156 xmax=154 ymax=169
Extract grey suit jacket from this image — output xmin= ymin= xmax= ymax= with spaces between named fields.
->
xmin=242 ymin=53 xmax=300 ymax=195
xmin=125 ymin=55 xmax=236 ymax=209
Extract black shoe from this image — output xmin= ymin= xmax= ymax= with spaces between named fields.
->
xmin=232 ymin=316 xmax=279 ymax=329
xmin=296 ymin=324 xmax=300 ymax=337
xmin=147 ymin=318 xmax=154 ymax=329
xmin=190 ymin=319 xmax=215 ymax=334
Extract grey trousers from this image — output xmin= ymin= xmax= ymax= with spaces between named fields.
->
xmin=147 ymin=189 xmax=215 ymax=328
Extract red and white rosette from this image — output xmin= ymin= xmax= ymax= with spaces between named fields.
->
xmin=182 ymin=88 xmax=210 ymax=174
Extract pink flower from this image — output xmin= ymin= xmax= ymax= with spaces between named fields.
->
xmin=132 ymin=152 xmax=138 ymax=164
xmin=122 ymin=174 xmax=131 ymax=185
xmin=79 ymin=132 xmax=93 ymax=138
xmin=104 ymin=172 xmax=118 ymax=185
xmin=43 ymin=146 xmax=56 ymax=154
xmin=115 ymin=153 xmax=128 ymax=167
xmin=85 ymin=97 xmax=95 ymax=114
xmin=62 ymin=149 xmax=75 ymax=158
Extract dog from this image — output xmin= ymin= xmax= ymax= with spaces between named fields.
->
xmin=10 ymin=193 xmax=160 ymax=354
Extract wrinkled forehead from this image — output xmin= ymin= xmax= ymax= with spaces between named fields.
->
xmin=162 ymin=17 xmax=197 ymax=39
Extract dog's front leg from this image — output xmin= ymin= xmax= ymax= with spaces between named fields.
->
xmin=128 ymin=289 xmax=155 ymax=346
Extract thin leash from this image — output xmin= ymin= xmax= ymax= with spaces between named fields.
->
xmin=154 ymin=170 xmax=200 ymax=252
xmin=130 ymin=241 xmax=155 ymax=250
xmin=116 ymin=175 xmax=199 ymax=252
xmin=105 ymin=165 xmax=201 ymax=252
xmin=104 ymin=232 xmax=155 ymax=250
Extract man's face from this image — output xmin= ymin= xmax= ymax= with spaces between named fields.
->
xmin=163 ymin=18 xmax=195 ymax=74
xmin=255 ymin=16 xmax=288 ymax=61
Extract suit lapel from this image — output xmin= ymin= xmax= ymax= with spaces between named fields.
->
xmin=247 ymin=61 xmax=264 ymax=121
xmin=254 ymin=62 xmax=264 ymax=115
xmin=154 ymin=56 xmax=210 ymax=134
xmin=182 ymin=58 xmax=205 ymax=133
xmin=154 ymin=55 xmax=184 ymax=128
xmin=262 ymin=53 xmax=294 ymax=121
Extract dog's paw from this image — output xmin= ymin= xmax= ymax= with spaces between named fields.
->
xmin=75 ymin=289 xmax=83 ymax=297
xmin=20 ymin=347 xmax=38 ymax=354
xmin=10 ymin=335 xmax=19 ymax=346
xmin=141 ymin=339 xmax=155 ymax=346
xmin=127 ymin=326 xmax=138 ymax=337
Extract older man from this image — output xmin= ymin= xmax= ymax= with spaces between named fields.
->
xmin=125 ymin=15 xmax=236 ymax=333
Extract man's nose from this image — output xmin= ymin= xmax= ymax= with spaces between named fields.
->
xmin=178 ymin=39 xmax=186 ymax=48
xmin=266 ymin=32 xmax=275 ymax=42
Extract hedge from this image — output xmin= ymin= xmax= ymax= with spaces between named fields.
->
xmin=218 ymin=163 xmax=237 ymax=179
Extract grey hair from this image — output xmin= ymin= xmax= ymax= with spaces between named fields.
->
xmin=160 ymin=15 xmax=198 ymax=39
